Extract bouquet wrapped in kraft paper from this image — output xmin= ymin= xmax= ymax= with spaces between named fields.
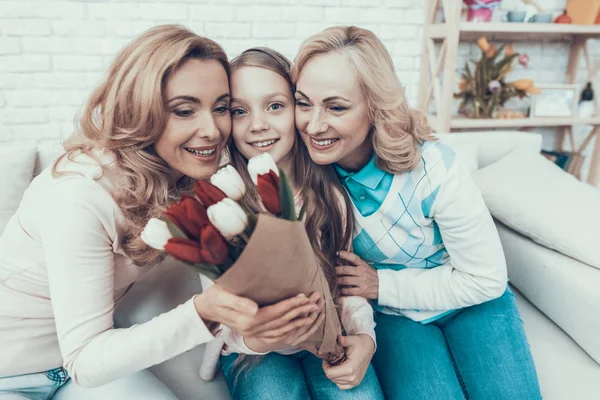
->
xmin=216 ymin=213 xmax=343 ymax=363
xmin=141 ymin=152 xmax=345 ymax=377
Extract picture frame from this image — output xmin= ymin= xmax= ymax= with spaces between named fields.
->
xmin=530 ymin=84 xmax=579 ymax=118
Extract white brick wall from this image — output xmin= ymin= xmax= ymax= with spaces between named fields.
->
xmin=0 ymin=0 xmax=598 ymax=184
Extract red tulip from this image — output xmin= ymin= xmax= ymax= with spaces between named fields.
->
xmin=256 ymin=171 xmax=281 ymax=215
xmin=164 ymin=237 xmax=204 ymax=264
xmin=194 ymin=181 xmax=227 ymax=206
xmin=163 ymin=196 xmax=208 ymax=239
xmin=199 ymin=224 xmax=229 ymax=265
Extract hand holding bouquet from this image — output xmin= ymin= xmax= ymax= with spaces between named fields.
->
xmin=141 ymin=153 xmax=346 ymax=365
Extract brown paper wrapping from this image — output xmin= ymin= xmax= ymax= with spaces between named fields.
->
xmin=216 ymin=214 xmax=345 ymax=364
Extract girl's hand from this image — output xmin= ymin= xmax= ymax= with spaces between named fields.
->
xmin=335 ymin=250 xmax=379 ymax=300
xmin=244 ymin=293 xmax=325 ymax=353
xmin=322 ymin=334 xmax=375 ymax=390
xmin=194 ymin=284 xmax=320 ymax=337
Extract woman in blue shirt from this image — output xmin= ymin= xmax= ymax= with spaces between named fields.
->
xmin=291 ymin=26 xmax=542 ymax=400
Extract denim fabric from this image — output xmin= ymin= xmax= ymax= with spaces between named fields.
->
xmin=221 ymin=350 xmax=384 ymax=400
xmin=0 ymin=367 xmax=68 ymax=400
xmin=372 ymin=288 xmax=542 ymax=400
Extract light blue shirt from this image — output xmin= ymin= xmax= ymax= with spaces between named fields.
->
xmin=333 ymin=155 xmax=394 ymax=217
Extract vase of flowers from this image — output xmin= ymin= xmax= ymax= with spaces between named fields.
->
xmin=455 ymin=37 xmax=540 ymax=119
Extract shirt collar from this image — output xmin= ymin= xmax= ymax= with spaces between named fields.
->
xmin=334 ymin=155 xmax=386 ymax=190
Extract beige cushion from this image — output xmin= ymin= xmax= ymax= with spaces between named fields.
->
xmin=0 ymin=144 xmax=36 ymax=235
xmin=473 ymin=150 xmax=600 ymax=269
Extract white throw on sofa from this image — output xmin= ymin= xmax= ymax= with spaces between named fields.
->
xmin=1 ymin=130 xmax=599 ymax=399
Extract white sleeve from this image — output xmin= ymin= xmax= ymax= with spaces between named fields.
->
xmin=377 ymin=160 xmax=507 ymax=311
xmin=199 ymin=274 xmax=269 ymax=356
xmin=223 ymin=297 xmax=378 ymax=355
xmin=339 ymin=296 xmax=376 ymax=350
xmin=41 ymin=179 xmax=214 ymax=387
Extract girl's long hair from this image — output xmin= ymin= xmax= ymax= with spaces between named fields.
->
xmin=291 ymin=25 xmax=437 ymax=174
xmin=229 ymin=47 xmax=353 ymax=299
xmin=53 ymin=25 xmax=230 ymax=266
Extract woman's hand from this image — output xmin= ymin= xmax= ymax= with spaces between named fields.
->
xmin=336 ymin=250 xmax=379 ymax=300
xmin=322 ymin=334 xmax=376 ymax=390
xmin=244 ymin=293 xmax=325 ymax=353
xmin=194 ymin=284 xmax=321 ymax=338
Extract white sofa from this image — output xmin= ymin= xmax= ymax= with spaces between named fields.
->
xmin=2 ymin=131 xmax=599 ymax=399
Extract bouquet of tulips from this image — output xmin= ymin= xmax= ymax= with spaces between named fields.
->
xmin=141 ymin=153 xmax=345 ymax=366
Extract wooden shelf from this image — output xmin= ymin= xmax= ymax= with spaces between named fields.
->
xmin=428 ymin=23 xmax=600 ymax=41
xmin=428 ymin=116 xmax=600 ymax=129
xmin=418 ymin=0 xmax=600 ymax=184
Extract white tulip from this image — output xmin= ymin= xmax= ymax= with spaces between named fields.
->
xmin=247 ymin=153 xmax=279 ymax=185
xmin=207 ymin=198 xmax=248 ymax=239
xmin=210 ymin=165 xmax=246 ymax=201
xmin=141 ymin=218 xmax=173 ymax=251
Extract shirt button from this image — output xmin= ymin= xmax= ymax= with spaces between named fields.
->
xmin=359 ymin=196 xmax=366 ymax=201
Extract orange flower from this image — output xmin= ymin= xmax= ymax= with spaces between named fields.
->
xmin=505 ymin=43 xmax=514 ymax=56
xmin=510 ymin=79 xmax=541 ymax=94
xmin=459 ymin=79 xmax=468 ymax=92
xmin=477 ymin=36 xmax=490 ymax=53
xmin=486 ymin=44 xmax=497 ymax=58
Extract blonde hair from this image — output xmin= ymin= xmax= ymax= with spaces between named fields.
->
xmin=291 ymin=26 xmax=437 ymax=173
xmin=53 ymin=25 xmax=230 ymax=265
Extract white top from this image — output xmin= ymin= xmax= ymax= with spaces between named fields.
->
xmin=0 ymin=151 xmax=214 ymax=386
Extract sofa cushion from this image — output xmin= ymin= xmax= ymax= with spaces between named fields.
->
xmin=473 ymin=150 xmax=600 ymax=269
xmin=436 ymin=131 xmax=542 ymax=168
xmin=498 ymin=222 xmax=600 ymax=366
xmin=35 ymin=141 xmax=65 ymax=177
xmin=513 ymin=286 xmax=600 ymax=399
xmin=0 ymin=144 xmax=37 ymax=235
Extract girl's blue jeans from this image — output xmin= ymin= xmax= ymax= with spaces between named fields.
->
xmin=221 ymin=350 xmax=384 ymax=400
xmin=372 ymin=287 xmax=542 ymax=400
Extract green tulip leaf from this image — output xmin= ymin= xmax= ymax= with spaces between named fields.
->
xmin=278 ymin=168 xmax=297 ymax=221
xmin=191 ymin=262 xmax=222 ymax=280
xmin=161 ymin=216 xmax=188 ymax=239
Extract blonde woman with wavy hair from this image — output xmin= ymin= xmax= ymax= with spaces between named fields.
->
xmin=0 ymin=25 xmax=319 ymax=399
xmin=292 ymin=26 xmax=541 ymax=400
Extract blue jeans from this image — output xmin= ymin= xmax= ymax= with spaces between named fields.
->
xmin=0 ymin=369 xmax=177 ymax=400
xmin=373 ymin=287 xmax=542 ymax=400
xmin=0 ymin=368 xmax=68 ymax=400
xmin=221 ymin=350 xmax=384 ymax=400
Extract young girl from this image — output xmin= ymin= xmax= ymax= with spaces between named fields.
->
xmin=291 ymin=26 xmax=542 ymax=400
xmin=220 ymin=47 xmax=384 ymax=400
xmin=0 ymin=26 xmax=318 ymax=399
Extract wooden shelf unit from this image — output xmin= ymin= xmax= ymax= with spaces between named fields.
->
xmin=418 ymin=0 xmax=600 ymax=184
xmin=429 ymin=22 xmax=600 ymax=41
